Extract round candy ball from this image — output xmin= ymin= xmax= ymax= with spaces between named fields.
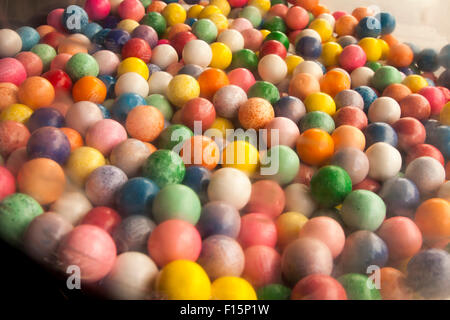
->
xmin=182 ymin=39 xmax=212 ymax=68
xmin=341 ymin=190 xmax=386 ymax=231
xmin=273 ymin=95 xmax=306 ymax=124
xmin=86 ymin=119 xmax=127 ymax=156
xmin=330 ymin=147 xmax=369 ymax=185
xmin=242 ymin=245 xmax=281 ymax=288
xmin=245 ymin=180 xmax=285 ymax=219
xmin=0 ymin=29 xmax=22 ymax=57
xmin=125 ymin=105 xmax=164 ymax=142
xmin=66 ymin=146 xmax=106 ymax=185
xmin=110 ymin=139 xmax=152 ymax=177
xmin=113 ymin=215 xmax=156 ymax=253
xmin=310 ymin=165 xmax=352 ymax=208
xmin=238 ymin=213 xmax=277 ymax=249
xmin=142 ymin=149 xmax=185 ymax=188
xmin=213 ymin=85 xmax=247 ymax=119
xmin=414 ymin=198 xmax=450 ymax=243
xmin=207 ymin=168 xmax=251 ymax=210
xmin=291 ymin=274 xmax=347 ymax=300
xmin=26 ymin=127 xmax=71 ymax=164
xmin=296 ymin=129 xmax=334 ymax=166
xmin=81 ymin=207 xmax=121 ymax=234
xmin=368 ymin=97 xmax=401 ymax=125
xmin=405 ymin=156 xmax=445 ymax=196
xmin=197 ymin=201 xmax=241 ymax=239
xmin=85 ymin=165 xmax=128 ymax=206
xmin=379 ymin=177 xmax=420 ymax=218
xmin=211 ymin=276 xmax=257 ymax=300
xmin=338 ymin=273 xmax=381 ymax=300
xmin=116 ymin=177 xmax=159 ymax=217
xmin=365 ymin=142 xmax=402 ymax=181
xmin=0 ymin=167 xmax=15 ymax=201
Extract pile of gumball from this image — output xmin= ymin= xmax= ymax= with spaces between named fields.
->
xmin=0 ymin=0 xmax=450 ymax=300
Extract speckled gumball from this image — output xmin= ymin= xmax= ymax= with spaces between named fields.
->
xmin=238 ymin=97 xmax=274 ymax=130
xmin=142 ymin=150 xmax=185 ymax=188
xmin=85 ymin=165 xmax=128 ymax=206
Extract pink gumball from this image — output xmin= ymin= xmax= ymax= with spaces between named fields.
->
xmin=264 ymin=117 xmax=300 ymax=148
xmin=86 ymin=119 xmax=128 ymax=156
xmin=93 ymin=50 xmax=120 ymax=75
xmin=0 ymin=58 xmax=27 ymax=86
xmin=57 ymin=225 xmax=117 ymax=283
xmin=0 ymin=166 xmax=16 ymax=201
xmin=65 ymin=101 xmax=104 ymax=136
xmin=227 ymin=68 xmax=256 ymax=92
xmin=339 ymin=45 xmax=367 ymax=72
xmin=418 ymin=86 xmax=446 ymax=115
xmin=84 ymin=0 xmax=111 ymax=20
xmin=15 ymin=52 xmax=43 ymax=77
xmin=47 ymin=9 xmax=65 ymax=32
xmin=230 ymin=18 xmax=253 ymax=32
xmin=238 ymin=213 xmax=277 ymax=249
xmin=242 ymin=245 xmax=281 ymax=288
xmin=118 ymin=0 xmax=145 ymax=22
xmin=242 ymin=28 xmax=263 ymax=52
xmin=51 ymin=53 xmax=72 ymax=71
xmin=298 ymin=217 xmax=346 ymax=258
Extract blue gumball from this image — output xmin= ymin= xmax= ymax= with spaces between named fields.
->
xmin=423 ymin=119 xmax=440 ymax=145
xmin=375 ymin=12 xmax=396 ymax=35
xmin=432 ymin=125 xmax=450 ymax=159
xmin=406 ymin=249 xmax=450 ymax=299
xmin=417 ymin=48 xmax=440 ymax=73
xmin=92 ymin=28 xmax=111 ymax=46
xmin=81 ymin=22 xmax=103 ymax=40
xmin=186 ymin=18 xmax=197 ymax=27
xmin=27 ymin=108 xmax=65 ymax=133
xmin=295 ymin=36 xmax=322 ymax=60
xmin=116 ymin=177 xmax=160 ymax=217
xmin=97 ymin=104 xmax=111 ymax=119
xmin=16 ymin=26 xmax=40 ymax=51
xmin=104 ymin=29 xmax=131 ymax=53
xmin=26 ymin=127 xmax=71 ymax=164
xmin=338 ymin=230 xmax=389 ymax=275
xmin=182 ymin=166 xmax=211 ymax=202
xmin=98 ymin=74 xmax=117 ymax=99
xmin=112 ymin=93 xmax=147 ymax=123
xmin=364 ymin=122 xmax=398 ymax=148
xmin=196 ymin=201 xmax=241 ymax=239
xmin=355 ymin=16 xmax=381 ymax=39
xmin=147 ymin=63 xmax=162 ymax=76
xmin=379 ymin=177 xmax=420 ymax=218
xmin=62 ymin=5 xmax=89 ymax=34
xmin=354 ymin=86 xmax=378 ymax=113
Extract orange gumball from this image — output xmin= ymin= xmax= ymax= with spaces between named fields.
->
xmin=180 ymin=135 xmax=220 ymax=170
xmin=379 ymin=267 xmax=414 ymax=300
xmin=381 ymin=34 xmax=399 ymax=47
xmin=198 ymin=68 xmax=229 ymax=100
xmin=388 ymin=43 xmax=414 ymax=68
xmin=147 ymin=0 xmax=167 ymax=13
xmin=320 ymin=69 xmax=351 ymax=98
xmin=18 ymin=76 xmax=55 ymax=109
xmin=0 ymin=82 xmax=19 ymax=111
xmin=311 ymin=3 xmax=329 ymax=16
xmin=296 ymin=128 xmax=334 ymax=166
xmin=331 ymin=125 xmax=365 ymax=151
xmin=125 ymin=105 xmax=165 ymax=142
xmin=352 ymin=7 xmax=374 ymax=21
xmin=382 ymin=83 xmax=412 ymax=102
xmin=238 ymin=97 xmax=274 ymax=130
xmin=289 ymin=73 xmax=320 ymax=100
xmin=293 ymin=0 xmax=318 ymax=11
xmin=36 ymin=25 xmax=56 ymax=37
xmin=415 ymin=198 xmax=450 ymax=244
xmin=72 ymin=76 xmax=107 ymax=103
xmin=335 ymin=15 xmax=358 ymax=37
xmin=167 ymin=23 xmax=191 ymax=40
xmin=60 ymin=127 xmax=84 ymax=151
xmin=17 ymin=158 xmax=66 ymax=205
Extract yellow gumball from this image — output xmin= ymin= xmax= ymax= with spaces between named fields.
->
xmin=440 ymin=102 xmax=450 ymax=125
xmin=156 ymin=260 xmax=211 ymax=300
xmin=0 ymin=103 xmax=33 ymax=123
xmin=210 ymin=0 xmax=231 ymax=16
xmin=309 ymin=18 xmax=332 ymax=42
xmin=162 ymin=3 xmax=187 ymax=27
xmin=276 ymin=211 xmax=309 ymax=248
xmin=66 ymin=146 xmax=105 ymax=185
xmin=285 ymin=55 xmax=304 ymax=75
xmin=248 ymin=0 xmax=271 ymax=14
xmin=378 ymin=39 xmax=390 ymax=60
xmin=304 ymin=92 xmax=336 ymax=115
xmin=358 ymin=37 xmax=382 ymax=62
xmin=321 ymin=42 xmax=343 ymax=67
xmin=198 ymin=5 xmax=222 ymax=19
xmin=209 ymin=42 xmax=232 ymax=69
xmin=117 ymin=19 xmax=140 ymax=33
xmin=221 ymin=140 xmax=259 ymax=176
xmin=118 ymin=57 xmax=149 ymax=80
xmin=188 ymin=4 xmax=204 ymax=19
xmin=260 ymin=29 xmax=271 ymax=39
xmin=402 ymin=74 xmax=428 ymax=93
xmin=167 ymin=74 xmax=200 ymax=108
xmin=211 ymin=277 xmax=257 ymax=300
xmin=208 ymin=13 xmax=229 ymax=32
xmin=207 ymin=117 xmax=234 ymax=138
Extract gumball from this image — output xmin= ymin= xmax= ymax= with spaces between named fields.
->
xmin=115 ymin=72 xmax=149 ymax=97
xmin=180 ymin=135 xmax=219 ymax=171
xmin=296 ymin=129 xmax=334 ymax=166
xmin=66 ymin=146 xmax=106 ymax=185
xmin=147 ymin=71 xmax=172 ymax=95
xmin=320 ymin=69 xmax=351 ymax=98
xmin=333 ymin=107 xmax=368 ymax=130
xmin=131 ymin=25 xmax=158 ymax=49
xmin=0 ymin=103 xmax=33 ymax=124
xmin=197 ymin=235 xmax=244 ymax=280
xmin=260 ymin=145 xmax=300 ymax=185
xmin=244 ymin=180 xmax=285 ymax=219
xmin=15 ymin=52 xmax=43 ymax=77
xmin=259 ymin=39 xmax=287 ymax=59
xmin=304 ymin=92 xmax=336 ymax=116
xmin=27 ymin=108 xmax=65 ymax=133
xmin=111 ymin=93 xmax=147 ymax=124
xmin=229 ymin=48 xmax=258 ymax=71
xmin=350 ymin=67 xmax=374 ymax=89
xmin=169 ymin=31 xmax=196 ymax=58
xmin=81 ymin=207 xmax=121 ymax=234
xmin=355 ymin=16 xmax=381 ymax=38
xmin=338 ymin=44 xmax=366 ymax=72
xmin=241 ymin=28 xmax=263 ymax=52
xmin=23 ymin=212 xmax=73 ymax=264
xmin=61 ymin=5 xmax=89 ymax=33
xmin=368 ymin=97 xmax=401 ymax=125
xmin=26 ymin=126 xmax=71 ymax=165
xmin=92 ymin=50 xmax=120 ymax=76
xmin=142 ymin=149 xmax=185 ymax=188
xmin=247 ymin=81 xmax=279 ymax=104
xmin=84 ymin=0 xmax=111 ymax=20
xmin=208 ymin=167 xmax=251 ymax=210
xmin=382 ymin=83 xmax=412 ymax=102
xmin=341 ymin=190 xmax=386 ymax=231
xmin=238 ymin=213 xmax=277 ymax=249
xmin=17 ymin=76 xmax=54 ymax=110
xmin=378 ymin=176 xmax=420 ymax=219
xmin=65 ymin=53 xmax=99 ymax=82
xmin=275 ymin=211 xmax=308 ymax=249
xmin=406 ymin=157 xmax=445 ymax=197
xmin=72 ymin=76 xmax=107 ymax=104
xmin=221 ymin=140 xmax=259 ymax=175
xmin=263 ymin=117 xmax=299 ymax=149
xmin=141 ymin=12 xmax=167 ymax=37
xmin=406 ymin=249 xmax=450 ymax=299
xmin=4 ymin=147 xmax=27 ymax=177
xmin=299 ymin=111 xmax=335 ymax=134
xmin=42 ymin=69 xmax=73 ymax=94
xmin=217 ymin=29 xmax=244 ymax=53
xmin=66 ymin=101 xmax=104 ymax=137
xmin=0 ymin=82 xmax=19 ymax=111
xmin=387 ymin=43 xmax=414 ymax=68
xmin=284 ymin=183 xmax=317 ymax=218
xmin=115 ymin=177 xmax=159 ymax=217
xmin=0 ymin=121 xmax=30 ymax=157
xmin=402 ymin=75 xmax=428 ymax=94
xmin=273 ymin=96 xmax=305 ymax=124
xmin=330 ymin=147 xmax=369 ymax=185
xmin=364 ymin=122 xmax=398 ymax=148
xmin=378 ymin=268 xmax=414 ymax=300
xmin=353 ymin=177 xmax=381 ymax=193
xmin=310 ymin=165 xmax=352 ymax=209
xmin=353 ymin=86 xmax=377 ymax=113
xmin=165 ymin=74 xmax=200 ymax=108
xmin=211 ymin=276 xmax=256 ymax=300
xmin=281 ymin=238 xmax=333 ymax=286
xmin=418 ymin=86 xmax=446 ymax=115
xmin=293 ymin=60 xmax=323 ymax=80
xmin=0 ymin=166 xmax=15 ymax=201
xmin=58 ymin=225 xmax=116 ymax=283
xmin=406 ymin=144 xmax=444 ymax=166
xmin=392 ymin=117 xmax=426 ymax=151
xmin=416 ymin=48 xmax=439 ymax=73
xmin=112 ymin=215 xmax=155 ymax=253
xmin=338 ymin=273 xmax=381 ymax=300
xmin=291 ymin=274 xmax=347 ymax=300
xmin=258 ymin=54 xmax=287 ymax=84
xmin=198 ymin=68 xmax=229 ymax=100
xmin=433 ymin=125 xmax=450 ymax=159
xmin=399 ymin=94 xmax=431 ymax=120
xmin=238 ymin=97 xmax=274 ymax=130
xmin=0 ymin=29 xmax=22 ymax=58
xmin=157 ymin=124 xmax=193 ymax=150
xmin=197 ymin=201 xmax=240 ymax=239
xmin=415 ymin=198 xmax=450 ymax=245
xmin=180 ymin=98 xmax=216 ymax=131
xmin=118 ymin=0 xmax=145 ymax=21
xmin=365 ymin=142 xmax=402 ymax=181
xmin=85 ymin=165 xmax=128 ymax=206
xmin=156 ymin=260 xmax=210 ymax=300
xmin=242 ymin=245 xmax=281 ymax=289
xmin=295 ymin=36 xmax=322 ymax=60
xmin=212 ymin=85 xmax=247 ymax=119
xmin=335 ymin=14 xmax=358 ymax=37
xmin=124 ymin=105 xmax=164 ymax=143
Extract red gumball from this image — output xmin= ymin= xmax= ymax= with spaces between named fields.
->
xmin=377 ymin=216 xmax=422 ymax=261
xmin=147 ymin=219 xmax=202 ymax=267
xmin=333 ymin=106 xmax=368 ymax=130
xmin=399 ymin=94 xmax=431 ymax=120
xmin=121 ymin=38 xmax=152 ymax=63
xmin=242 ymin=245 xmax=281 ymax=288
xmin=181 ymin=97 xmax=216 ymax=131
xmin=260 ymin=40 xmax=287 ymax=59
xmin=42 ymin=69 xmax=73 ymax=93
xmin=227 ymin=68 xmax=256 ymax=92
xmin=339 ymin=44 xmax=367 ymax=72
xmin=81 ymin=207 xmax=122 ymax=234
xmin=0 ymin=166 xmax=16 ymax=201
xmin=418 ymin=86 xmax=446 ymax=115
xmin=228 ymin=0 xmax=248 ymax=8
xmin=41 ymin=32 xmax=66 ymax=49
xmin=406 ymin=143 xmax=445 ymax=166
xmin=352 ymin=177 xmax=381 ymax=193
xmin=291 ymin=274 xmax=348 ymax=300
xmin=285 ymin=6 xmax=309 ymax=30
xmin=170 ymin=31 xmax=197 ymax=57
xmin=438 ymin=86 xmax=450 ymax=102
xmin=245 ymin=180 xmax=286 ymax=219
xmin=392 ymin=117 xmax=426 ymax=151
xmin=238 ymin=213 xmax=277 ymax=249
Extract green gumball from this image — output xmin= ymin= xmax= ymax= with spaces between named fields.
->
xmin=341 ymin=190 xmax=386 ymax=231
xmin=310 ymin=165 xmax=352 ymax=208
xmin=142 ymin=150 xmax=185 ymax=188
